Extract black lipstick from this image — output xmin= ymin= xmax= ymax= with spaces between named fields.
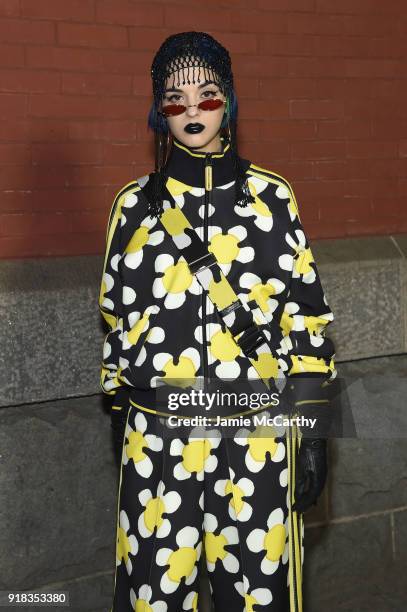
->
xmin=184 ymin=123 xmax=205 ymax=134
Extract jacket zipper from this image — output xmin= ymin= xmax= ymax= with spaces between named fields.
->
xmin=202 ymin=153 xmax=213 ymax=389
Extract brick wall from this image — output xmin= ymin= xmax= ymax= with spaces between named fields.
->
xmin=0 ymin=0 xmax=406 ymax=258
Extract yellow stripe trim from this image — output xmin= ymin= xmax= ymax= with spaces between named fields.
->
xmin=294 ymin=399 xmax=330 ymax=406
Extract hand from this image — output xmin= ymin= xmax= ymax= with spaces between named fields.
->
xmin=292 ymin=437 xmax=327 ymax=514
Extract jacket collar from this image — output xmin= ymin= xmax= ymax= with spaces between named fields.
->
xmin=165 ymin=135 xmax=237 ymax=187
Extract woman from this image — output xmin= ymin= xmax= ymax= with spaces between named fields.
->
xmin=99 ymin=31 xmax=336 ymax=612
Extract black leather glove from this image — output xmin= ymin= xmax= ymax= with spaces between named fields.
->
xmin=292 ymin=437 xmax=327 ymax=513
xmin=285 ymin=372 xmax=333 ymax=514
xmin=110 ymin=388 xmax=131 ymax=468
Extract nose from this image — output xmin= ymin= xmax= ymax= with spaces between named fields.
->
xmin=185 ymin=103 xmax=199 ymax=118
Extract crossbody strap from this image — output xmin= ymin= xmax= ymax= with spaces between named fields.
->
xmin=151 ymin=195 xmax=285 ymax=390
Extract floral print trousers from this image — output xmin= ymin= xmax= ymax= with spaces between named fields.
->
xmin=110 ymin=403 xmax=304 ymax=612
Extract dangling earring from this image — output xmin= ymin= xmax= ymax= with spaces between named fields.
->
xmin=227 ymin=120 xmax=232 ymax=145
xmin=164 ymin=129 xmax=172 ymax=166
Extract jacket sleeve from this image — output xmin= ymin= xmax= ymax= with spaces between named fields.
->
xmin=99 ymin=188 xmax=126 ymax=399
xmin=281 ymin=180 xmax=337 ymax=432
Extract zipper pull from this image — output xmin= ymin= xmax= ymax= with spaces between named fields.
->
xmin=205 ymin=153 xmax=213 ymax=191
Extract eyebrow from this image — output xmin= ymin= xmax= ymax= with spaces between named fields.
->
xmin=164 ymin=80 xmax=218 ymax=93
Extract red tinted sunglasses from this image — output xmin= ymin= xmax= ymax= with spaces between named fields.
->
xmin=159 ymin=98 xmax=225 ymax=117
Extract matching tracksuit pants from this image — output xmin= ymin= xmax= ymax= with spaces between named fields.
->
xmin=110 ymin=402 xmax=304 ymax=612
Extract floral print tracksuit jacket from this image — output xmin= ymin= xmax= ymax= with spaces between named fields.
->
xmin=98 ymin=136 xmax=336 ymax=417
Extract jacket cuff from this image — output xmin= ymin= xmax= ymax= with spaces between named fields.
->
xmin=285 ymin=373 xmax=334 ymax=438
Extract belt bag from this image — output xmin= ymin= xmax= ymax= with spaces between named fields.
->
xmin=147 ymin=193 xmax=288 ymax=399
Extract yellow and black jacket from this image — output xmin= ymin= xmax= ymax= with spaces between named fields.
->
xmin=99 ymin=136 xmax=336 ymax=418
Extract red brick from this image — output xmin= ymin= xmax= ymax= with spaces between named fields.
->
xmin=27 ymin=46 xmax=104 ymax=73
xmin=0 ymin=93 xmax=27 ymax=119
xmin=100 ymin=49 xmax=151 ymax=75
xmin=62 ymin=73 xmax=132 ymax=96
xmin=256 ymin=0 xmax=314 ymax=10
xmin=102 ymin=120 xmax=139 ymax=142
xmin=234 ymin=55 xmax=289 ymax=78
xmin=68 ymin=164 xmax=136 ymax=188
xmin=314 ymin=36 xmax=368 ymax=57
xmin=57 ymin=22 xmax=127 ymax=49
xmin=240 ymin=98 xmax=290 ymax=120
xmin=259 ymin=77 xmax=316 ymax=99
xmin=258 ymin=34 xmax=314 ymax=56
xmin=346 ymin=140 xmax=398 ymax=159
xmin=0 ymin=0 xmax=20 ymax=17
xmin=317 ymin=119 xmax=370 ymax=140
xmin=71 ymin=210 xmax=111 ymax=234
xmin=128 ymin=27 xmax=173 ymax=51
xmin=96 ymin=1 xmax=163 ymax=26
xmin=230 ymin=10 xmax=287 ymax=33
xmin=344 ymin=58 xmax=401 ymax=78
xmin=29 ymin=94 xmax=105 ymax=119
xmin=259 ymin=120 xmax=315 ymax=141
xmin=0 ymin=119 xmax=30 ymax=141
xmin=0 ymin=69 xmax=60 ymax=94
xmin=343 ymin=14 xmax=399 ymax=36
xmin=101 ymin=95 xmax=151 ymax=120
xmin=290 ymin=13 xmax=343 ymax=35
xmin=0 ymin=17 xmax=55 ymax=44
xmin=208 ymin=31 xmax=258 ymax=55
xmin=290 ymin=99 xmax=343 ymax=119
xmin=29 ymin=119 xmax=69 ymax=142
xmin=164 ymin=7 xmax=230 ymax=30
xmin=0 ymin=212 xmax=72 ymax=237
xmin=1 ymin=187 xmax=106 ymax=212
xmin=0 ymin=43 xmax=25 ymax=68
xmin=315 ymin=0 xmax=390 ymax=14
xmin=291 ymin=140 xmax=346 ymax=160
xmin=132 ymin=74 xmax=153 ymax=97
xmin=32 ymin=143 xmax=103 ymax=165
xmin=21 ymin=0 xmax=95 ymax=22
xmin=237 ymin=119 xmax=261 ymax=142
xmin=315 ymin=161 xmax=347 ymax=179
xmin=0 ymin=144 xmax=31 ymax=165
xmin=103 ymin=142 xmax=151 ymax=164
xmin=285 ymin=161 xmax=315 ymax=180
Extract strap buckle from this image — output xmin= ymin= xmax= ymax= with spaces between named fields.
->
xmin=218 ymin=300 xmax=242 ymax=318
xmin=188 ymin=251 xmax=218 ymax=274
xmin=236 ymin=323 xmax=268 ymax=358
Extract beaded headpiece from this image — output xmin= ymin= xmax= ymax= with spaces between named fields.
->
xmin=146 ymin=31 xmax=255 ymax=219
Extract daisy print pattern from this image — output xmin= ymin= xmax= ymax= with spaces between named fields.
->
xmin=122 ymin=410 xmax=163 ymax=478
xmin=104 ymin=138 xmax=334 ymax=611
xmin=234 ymin=418 xmax=286 ymax=473
xmin=153 ymin=253 xmax=201 ymax=309
xmin=246 ymin=508 xmax=289 ymax=576
xmin=123 ymin=214 xmax=164 ymax=271
xmin=156 ymin=526 xmax=202 ymax=594
xmin=130 ymin=585 xmax=167 ymax=612
xmin=194 ymin=322 xmax=242 ymax=380
xmin=239 ymin=272 xmax=285 ymax=323
xmin=138 ymin=481 xmax=182 ymax=539
xmin=234 ymin=574 xmax=273 ymax=611
xmin=203 ymin=224 xmax=255 ymax=276
xmin=116 ymin=509 xmax=139 ymax=574
xmin=169 ymin=428 xmax=221 ymax=481
xmin=111 ymin=403 xmax=300 ymax=612
xmin=203 ymin=512 xmax=239 ymax=574
xmin=214 ymin=466 xmax=254 ymax=522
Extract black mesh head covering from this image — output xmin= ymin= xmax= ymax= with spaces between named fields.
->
xmin=146 ymin=31 xmax=255 ymax=219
